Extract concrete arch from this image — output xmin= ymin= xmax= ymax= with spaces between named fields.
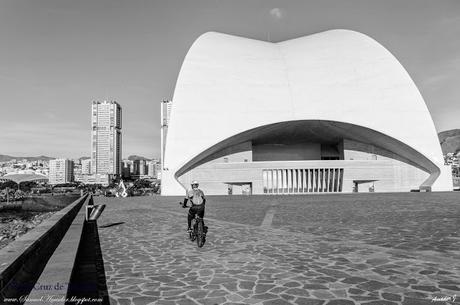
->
xmin=174 ymin=120 xmax=440 ymax=190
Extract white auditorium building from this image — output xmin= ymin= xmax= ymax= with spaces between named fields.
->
xmin=161 ymin=29 xmax=452 ymax=195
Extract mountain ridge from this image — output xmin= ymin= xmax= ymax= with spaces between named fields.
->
xmin=438 ymin=129 xmax=460 ymax=155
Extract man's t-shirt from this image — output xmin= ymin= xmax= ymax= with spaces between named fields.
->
xmin=187 ymin=188 xmax=205 ymax=205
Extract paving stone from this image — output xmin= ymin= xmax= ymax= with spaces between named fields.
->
xmin=161 ymin=289 xmax=189 ymax=297
xmin=280 ymin=293 xmax=296 ymax=301
xmin=116 ymin=299 xmax=131 ymax=305
xmin=404 ymin=291 xmax=428 ymax=299
xmin=269 ymin=287 xmax=287 ymax=295
xmin=350 ymin=295 xmax=380 ymax=302
xmin=132 ymin=296 xmax=159 ymax=305
xmin=295 ymin=298 xmax=326 ymax=305
xmin=341 ymin=277 xmax=368 ymax=284
xmin=253 ymin=293 xmax=279 ymax=300
xmin=207 ymin=289 xmax=228 ymax=298
xmin=222 ymin=281 xmax=238 ymax=291
xmin=239 ymin=281 xmax=255 ymax=290
xmin=117 ymin=278 xmax=148 ymax=285
xmin=226 ymin=294 xmax=244 ymax=302
xmin=402 ymin=297 xmax=433 ymax=305
xmin=304 ymin=283 xmax=328 ymax=289
xmin=317 ymin=268 xmax=350 ymax=278
xmin=115 ymin=292 xmax=143 ymax=298
xmin=209 ymin=277 xmax=235 ymax=284
xmin=325 ymin=300 xmax=356 ymax=305
xmin=255 ymin=284 xmax=276 ymax=293
xmin=418 ymin=269 xmax=436 ymax=275
xmin=197 ymin=296 xmax=227 ymax=305
xmin=440 ymin=280 xmax=460 ymax=285
xmin=175 ymin=298 xmax=198 ymax=305
xmin=411 ymin=285 xmax=440 ymax=292
xmin=284 ymin=288 xmax=310 ymax=297
xmin=155 ymin=301 xmax=177 ymax=305
xmin=262 ymin=299 xmax=293 ymax=305
xmin=311 ymin=290 xmax=336 ymax=299
xmin=284 ymin=281 xmax=302 ymax=287
xmin=366 ymin=258 xmax=390 ymax=266
xmin=142 ymin=291 xmax=161 ymax=297
xmin=348 ymin=288 xmax=366 ymax=295
xmin=357 ymin=280 xmax=391 ymax=291
xmin=361 ymin=301 xmax=398 ymax=305
xmin=153 ymin=275 xmax=177 ymax=283
xmin=381 ymin=292 xmax=402 ymax=301
xmin=236 ymin=290 xmax=252 ymax=298
xmin=439 ymin=284 xmax=460 ymax=290
xmin=330 ymin=289 xmax=347 ymax=298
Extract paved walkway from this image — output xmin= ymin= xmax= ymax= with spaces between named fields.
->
xmin=96 ymin=193 xmax=460 ymax=305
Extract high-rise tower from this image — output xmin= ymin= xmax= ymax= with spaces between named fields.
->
xmin=91 ymin=101 xmax=122 ymax=176
xmin=160 ymin=100 xmax=172 ymax=173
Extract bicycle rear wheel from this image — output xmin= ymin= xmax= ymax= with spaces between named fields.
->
xmin=196 ymin=219 xmax=204 ymax=248
xmin=189 ymin=219 xmax=196 ymax=241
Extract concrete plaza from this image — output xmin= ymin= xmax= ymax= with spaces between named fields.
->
xmin=95 ymin=193 xmax=460 ymax=305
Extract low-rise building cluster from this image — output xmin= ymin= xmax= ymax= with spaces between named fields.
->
xmin=444 ymin=153 xmax=460 ymax=177
xmin=0 ymin=157 xmax=161 ymax=187
xmin=0 ymin=159 xmax=50 ymax=177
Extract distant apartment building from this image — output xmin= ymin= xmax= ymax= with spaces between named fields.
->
xmin=80 ymin=173 xmax=110 ymax=186
xmin=81 ymin=159 xmax=92 ymax=174
xmin=73 ymin=163 xmax=82 ymax=182
xmin=49 ymin=159 xmax=74 ymax=185
xmin=147 ymin=160 xmax=161 ymax=179
xmin=133 ymin=160 xmax=147 ymax=176
xmin=122 ymin=160 xmax=132 ymax=179
xmin=132 ymin=159 xmax=150 ymax=179
xmin=155 ymin=161 xmax=162 ymax=180
xmin=147 ymin=161 xmax=156 ymax=178
xmin=91 ymin=100 xmax=122 ymax=176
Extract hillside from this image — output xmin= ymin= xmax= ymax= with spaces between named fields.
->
xmin=127 ymin=155 xmax=151 ymax=161
xmin=438 ymin=129 xmax=460 ymax=155
xmin=0 ymin=155 xmax=54 ymax=162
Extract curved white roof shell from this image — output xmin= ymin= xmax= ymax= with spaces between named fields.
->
xmin=162 ymin=30 xmax=452 ymax=195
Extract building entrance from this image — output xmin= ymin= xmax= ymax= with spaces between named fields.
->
xmin=227 ymin=183 xmax=252 ymax=195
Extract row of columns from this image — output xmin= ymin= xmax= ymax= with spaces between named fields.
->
xmin=263 ymin=168 xmax=344 ymax=194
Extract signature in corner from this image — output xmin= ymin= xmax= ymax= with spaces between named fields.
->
xmin=431 ymin=294 xmax=457 ymax=302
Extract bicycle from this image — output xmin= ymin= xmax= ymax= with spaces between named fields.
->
xmin=179 ymin=202 xmax=207 ymax=248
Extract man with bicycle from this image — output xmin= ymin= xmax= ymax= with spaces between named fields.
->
xmin=181 ymin=180 xmax=206 ymax=233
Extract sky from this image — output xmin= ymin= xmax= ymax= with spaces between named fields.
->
xmin=0 ymin=0 xmax=459 ymax=159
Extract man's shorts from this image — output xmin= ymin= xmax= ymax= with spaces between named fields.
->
xmin=189 ymin=203 xmax=205 ymax=218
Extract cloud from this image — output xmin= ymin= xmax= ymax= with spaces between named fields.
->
xmin=269 ymin=8 xmax=283 ymax=20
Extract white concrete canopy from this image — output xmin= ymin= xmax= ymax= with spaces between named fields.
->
xmin=162 ymin=29 xmax=452 ymax=195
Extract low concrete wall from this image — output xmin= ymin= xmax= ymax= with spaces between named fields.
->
xmin=0 ymin=194 xmax=88 ymax=303
xmin=24 ymin=198 xmax=89 ymax=305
